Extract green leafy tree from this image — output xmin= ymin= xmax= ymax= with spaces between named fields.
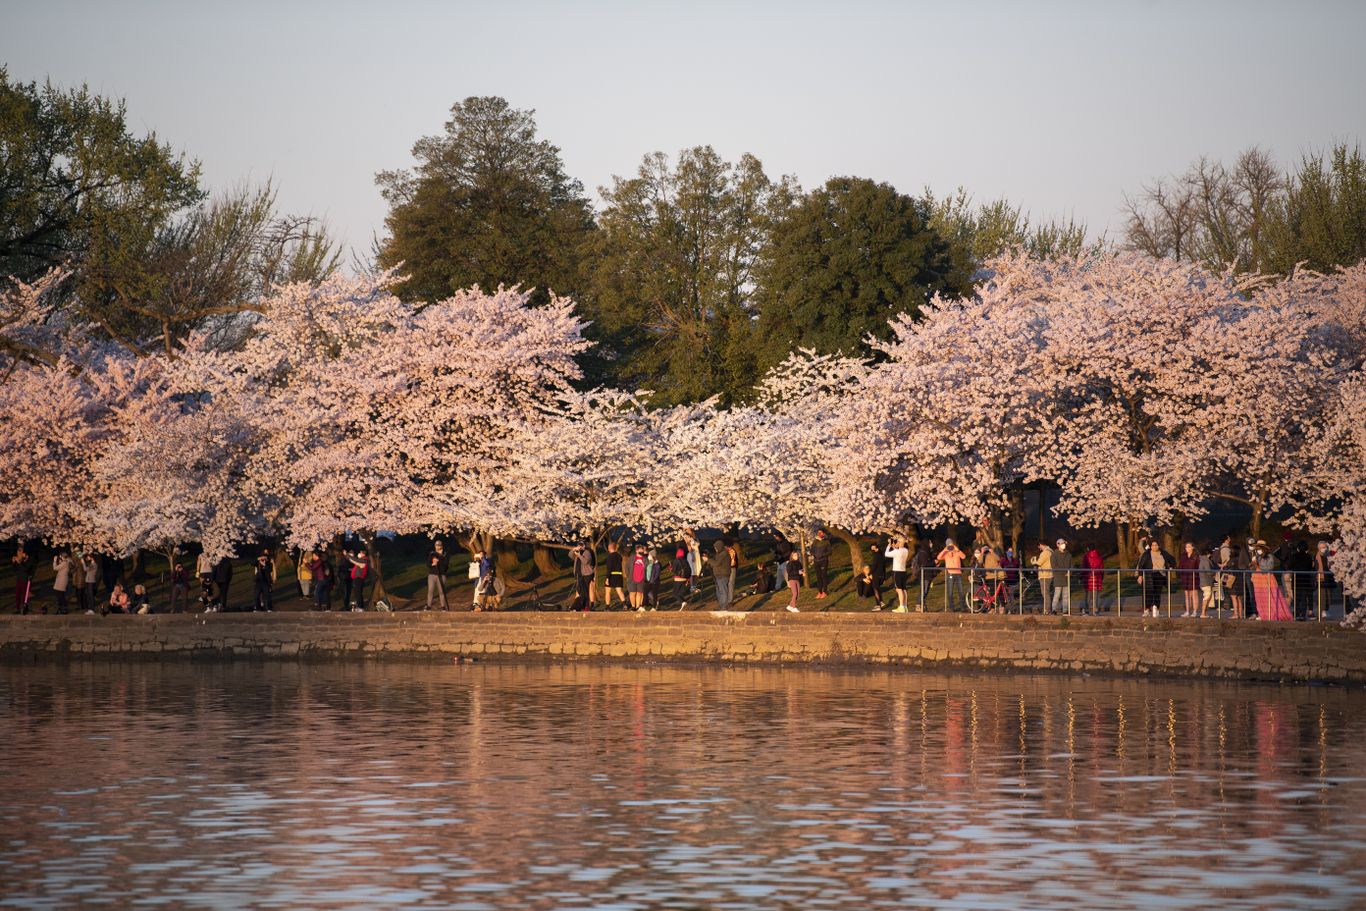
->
xmin=0 ymin=68 xmax=203 ymax=319
xmin=1264 ymin=142 xmax=1366 ymax=274
xmin=583 ymin=147 xmax=795 ymax=404
xmin=375 ymin=96 xmax=595 ymax=305
xmin=924 ymin=187 xmax=1094 ymax=271
xmin=753 ymin=177 xmax=966 ymax=371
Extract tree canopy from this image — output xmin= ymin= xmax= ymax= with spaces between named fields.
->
xmin=375 ymin=96 xmax=596 ymax=306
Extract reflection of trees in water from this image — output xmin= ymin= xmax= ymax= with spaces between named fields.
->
xmin=3 ymin=664 xmax=1365 ymax=907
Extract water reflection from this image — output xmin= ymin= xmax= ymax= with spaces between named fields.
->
xmin=2 ymin=663 xmax=1365 ymax=910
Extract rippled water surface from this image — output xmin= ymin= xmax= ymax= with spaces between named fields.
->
xmin=3 ymin=662 xmax=1366 ymax=910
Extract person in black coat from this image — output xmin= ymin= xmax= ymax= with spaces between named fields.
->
xmin=213 ymin=556 xmax=234 ymax=611
xmin=1135 ymin=540 xmax=1175 ymax=616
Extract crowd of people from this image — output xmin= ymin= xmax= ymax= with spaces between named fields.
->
xmin=5 ymin=528 xmax=1342 ymax=620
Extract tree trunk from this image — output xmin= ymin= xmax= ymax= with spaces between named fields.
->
xmin=532 ymin=543 xmax=566 ymax=580
xmin=1161 ymin=513 xmax=1186 ymax=557
xmin=362 ymin=532 xmax=387 ymax=603
xmin=131 ymin=549 xmax=148 ymax=584
xmin=979 ymin=508 xmax=1007 ymax=553
xmin=1250 ymin=500 xmax=1264 ymax=541
xmin=1008 ymin=489 xmax=1026 ymax=553
xmin=830 ymin=528 xmax=868 ymax=575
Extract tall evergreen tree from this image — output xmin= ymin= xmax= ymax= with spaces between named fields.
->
xmin=753 ymin=177 xmax=966 ymax=372
xmin=582 ymin=147 xmax=795 ymax=404
xmin=374 ymin=97 xmax=595 ymax=305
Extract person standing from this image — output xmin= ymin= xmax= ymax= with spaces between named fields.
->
xmin=1178 ymin=542 xmax=1201 ymax=617
xmin=195 ymin=550 xmax=215 ymax=609
xmin=1198 ymin=547 xmax=1216 ymax=618
xmin=296 ymin=552 xmax=313 ymax=599
xmin=252 ymin=552 xmax=276 ymax=612
xmin=1314 ymin=541 xmax=1335 ymax=619
xmin=670 ymin=546 xmax=692 ymax=610
xmin=337 ymin=544 xmax=354 ymax=611
xmin=1135 ymin=539 xmax=1174 ymax=617
xmin=1033 ymin=541 xmax=1056 ymax=614
xmin=346 ymin=549 xmax=371 ymax=611
xmin=1251 ymin=543 xmax=1293 ymax=621
xmin=1287 ymin=540 xmax=1313 ymax=620
xmin=214 ymin=556 xmax=234 ymax=612
xmin=683 ymin=530 xmax=702 ymax=596
xmin=70 ymin=550 xmax=87 ymax=613
xmin=571 ymin=542 xmax=596 ymax=612
xmin=309 ymin=550 xmax=333 ymax=611
xmin=708 ymin=541 xmax=733 ymax=610
xmin=1082 ymin=545 xmax=1104 ymax=616
xmin=644 ymin=547 xmax=662 ymax=609
xmin=426 ymin=540 xmax=451 ymax=611
xmin=51 ymin=550 xmax=71 ymax=615
xmin=937 ymin=539 xmax=967 ymax=613
xmin=784 ymin=548 xmax=804 ymax=612
xmin=627 ymin=546 xmax=648 ymax=612
xmin=12 ymin=545 xmax=34 ymax=614
xmin=169 ymin=562 xmax=190 ymax=613
xmin=885 ymin=537 xmax=910 ymax=613
xmin=1052 ymin=539 xmax=1074 ymax=614
xmin=604 ymin=540 xmax=625 ymax=609
xmin=81 ymin=552 xmax=99 ymax=613
xmin=810 ymin=529 xmax=832 ymax=600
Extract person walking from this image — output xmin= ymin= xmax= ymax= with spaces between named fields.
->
xmin=309 ymin=550 xmax=333 ymax=611
xmin=810 ymin=529 xmax=832 ymax=600
xmin=169 ymin=562 xmax=190 ymax=613
xmin=1033 ymin=541 xmax=1056 ymax=614
xmin=51 ymin=550 xmax=71 ymax=614
xmin=885 ymin=537 xmax=910 ymax=613
xmin=772 ymin=533 xmax=793 ymax=590
xmin=426 ymin=540 xmax=451 ymax=611
xmin=784 ymin=547 xmax=804 ymax=612
xmin=670 ymin=546 xmax=691 ymax=610
xmin=571 ymin=542 xmax=596 ymax=612
xmin=937 ymin=539 xmax=967 ymax=612
xmin=708 ymin=541 xmax=733 ymax=610
xmin=604 ymin=540 xmax=626 ymax=609
xmin=1051 ymin=539 xmax=1073 ymax=614
xmin=252 ymin=551 xmax=276 ymax=612
xmin=12 ymin=545 xmax=35 ymax=614
xmin=1178 ymin=542 xmax=1201 ymax=617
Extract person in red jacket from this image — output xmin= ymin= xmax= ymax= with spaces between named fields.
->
xmin=1082 ymin=546 xmax=1105 ymax=615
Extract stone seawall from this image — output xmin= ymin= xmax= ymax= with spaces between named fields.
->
xmin=2 ymin=612 xmax=1363 ymax=683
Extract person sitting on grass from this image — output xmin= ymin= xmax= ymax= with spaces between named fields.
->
xmin=742 ymin=561 xmax=774 ymax=598
xmin=856 ymin=563 xmax=884 ymax=611
xmin=106 ymin=583 xmax=130 ymax=615
xmin=131 ymin=584 xmax=152 ymax=615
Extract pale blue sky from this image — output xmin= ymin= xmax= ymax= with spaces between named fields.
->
xmin=3 ymin=0 xmax=1363 ymax=257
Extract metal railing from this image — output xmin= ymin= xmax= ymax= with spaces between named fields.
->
xmin=905 ymin=566 xmax=1349 ymax=621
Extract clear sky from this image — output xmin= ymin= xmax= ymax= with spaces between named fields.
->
xmin=3 ymin=0 xmax=1364 ymax=258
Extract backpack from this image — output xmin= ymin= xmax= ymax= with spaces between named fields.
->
xmin=631 ymin=557 xmax=646 ymax=584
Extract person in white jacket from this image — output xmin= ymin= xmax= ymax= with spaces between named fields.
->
xmin=885 ymin=538 xmax=910 ymax=612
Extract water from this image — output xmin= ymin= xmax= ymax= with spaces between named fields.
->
xmin=3 ymin=663 xmax=1365 ymax=910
